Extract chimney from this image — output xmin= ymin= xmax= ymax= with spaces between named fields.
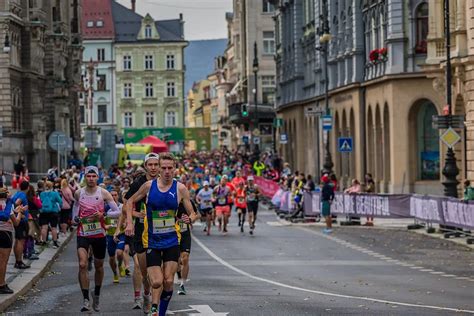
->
xmin=131 ymin=0 xmax=136 ymax=12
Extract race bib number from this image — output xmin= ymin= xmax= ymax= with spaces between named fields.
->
xmin=248 ymin=193 xmax=256 ymax=202
xmin=203 ymin=200 xmax=212 ymax=208
xmin=109 ymin=218 xmax=118 ymax=228
xmin=218 ymin=197 xmax=227 ymax=205
xmin=81 ymin=219 xmax=103 ymax=236
xmin=237 ymin=197 xmax=245 ymax=204
xmin=152 ymin=210 xmax=176 ymax=234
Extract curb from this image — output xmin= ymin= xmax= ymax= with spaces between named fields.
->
xmin=0 ymin=231 xmax=75 ymax=312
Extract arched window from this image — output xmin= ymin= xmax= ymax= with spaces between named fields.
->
xmin=415 ymin=3 xmax=429 ymax=54
xmin=417 ymin=101 xmax=439 ymax=180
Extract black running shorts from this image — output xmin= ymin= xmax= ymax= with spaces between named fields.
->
xmin=77 ymin=236 xmax=107 ymax=260
xmin=180 ymin=231 xmax=191 ymax=253
xmin=146 ymin=246 xmax=180 ymax=267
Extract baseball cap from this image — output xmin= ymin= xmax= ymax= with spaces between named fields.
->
xmin=203 ymin=181 xmax=209 ymax=186
xmin=247 ymin=176 xmax=254 ymax=181
xmin=85 ymin=166 xmax=99 ymax=176
xmin=144 ymin=152 xmax=160 ymax=163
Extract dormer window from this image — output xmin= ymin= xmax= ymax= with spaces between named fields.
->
xmin=96 ymin=20 xmax=104 ymax=27
xmin=145 ymin=25 xmax=152 ymax=38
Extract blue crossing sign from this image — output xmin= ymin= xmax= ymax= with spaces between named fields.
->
xmin=338 ymin=137 xmax=353 ymax=152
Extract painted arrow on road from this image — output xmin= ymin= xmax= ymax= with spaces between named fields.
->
xmin=167 ymin=305 xmax=229 ymax=315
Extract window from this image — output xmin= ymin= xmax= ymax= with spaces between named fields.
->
xmin=203 ymin=86 xmax=210 ymax=100
xmin=145 ymin=82 xmax=154 ymax=97
xmin=166 ymin=55 xmax=175 ymax=70
xmin=417 ymin=101 xmax=439 ymax=180
xmin=262 ymin=75 xmax=276 ymax=104
xmin=145 ymin=55 xmax=154 ymax=70
xmin=97 ymin=48 xmax=105 ymax=61
xmin=166 ymin=82 xmax=176 ymax=97
xmin=145 ymin=112 xmax=155 ymax=127
xmin=86 ymin=21 xmax=94 ymax=28
xmin=97 ymin=104 xmax=107 ymax=123
xmin=123 ymin=112 xmax=133 ymax=127
xmin=80 ymin=105 xmax=85 ymax=124
xmin=97 ymin=74 xmax=106 ymax=91
xmin=263 ymin=31 xmax=275 ymax=54
xmin=145 ymin=25 xmax=152 ymax=38
xmin=166 ymin=111 xmax=177 ymax=127
xmin=415 ymin=3 xmax=428 ymax=54
xmin=96 ymin=20 xmax=104 ymax=27
xmin=123 ymin=55 xmax=131 ymax=71
xmin=123 ymin=83 xmax=132 ymax=98
xmin=263 ymin=0 xmax=275 ymax=13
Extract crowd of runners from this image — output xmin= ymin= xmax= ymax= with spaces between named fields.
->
xmin=0 ymin=149 xmax=274 ymax=315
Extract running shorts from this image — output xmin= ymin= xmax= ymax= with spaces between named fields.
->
xmin=146 ymin=246 xmax=180 ymax=267
xmin=199 ymin=207 xmax=213 ymax=216
xmin=180 ymin=231 xmax=191 ymax=253
xmin=247 ymin=201 xmax=258 ymax=215
xmin=106 ymin=234 xmax=125 ymax=257
xmin=14 ymin=221 xmax=29 ymax=240
xmin=77 ymin=236 xmax=107 ymax=260
xmin=216 ymin=205 xmax=231 ymax=217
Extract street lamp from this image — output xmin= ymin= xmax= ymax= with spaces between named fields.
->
xmin=252 ymin=41 xmax=260 ymax=155
xmin=319 ymin=0 xmax=333 ymax=175
xmin=441 ymin=0 xmax=459 ymax=198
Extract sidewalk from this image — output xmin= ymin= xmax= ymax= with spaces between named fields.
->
xmin=0 ymin=231 xmax=74 ymax=312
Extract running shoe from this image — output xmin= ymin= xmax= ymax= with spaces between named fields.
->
xmin=92 ymin=294 xmax=100 ymax=312
xmin=125 ymin=268 xmax=131 ymax=276
xmin=0 ymin=284 xmax=14 ymax=294
xmin=143 ymin=293 xmax=151 ymax=314
xmin=203 ymin=226 xmax=207 ymax=232
xmin=178 ymin=284 xmax=187 ymax=295
xmin=80 ymin=299 xmax=91 ymax=312
xmin=26 ymin=254 xmax=40 ymax=260
xmin=113 ymin=274 xmax=119 ymax=284
xmin=323 ymin=228 xmax=333 ymax=234
xmin=132 ymin=296 xmax=142 ymax=310
xmin=52 ymin=241 xmax=60 ymax=249
xmin=119 ymin=265 xmax=126 ymax=277
xmin=240 ymin=225 xmax=244 ymax=233
xmin=14 ymin=262 xmax=30 ymax=269
xmin=249 ymin=229 xmax=254 ymax=235
xmin=149 ymin=306 xmax=158 ymax=316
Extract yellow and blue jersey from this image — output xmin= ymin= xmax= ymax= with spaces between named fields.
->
xmin=143 ymin=179 xmax=180 ymax=249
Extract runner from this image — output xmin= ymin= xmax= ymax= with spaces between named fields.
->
xmin=195 ymin=181 xmax=213 ymax=235
xmin=177 ymin=200 xmax=200 ymax=295
xmin=213 ymin=178 xmax=232 ymax=234
xmin=125 ymin=153 xmax=197 ymax=316
xmin=120 ymin=153 xmax=160 ymax=312
xmin=234 ymin=181 xmax=247 ymax=233
xmin=105 ymin=190 xmax=124 ymax=284
xmin=72 ymin=166 xmax=121 ymax=312
xmin=246 ymin=176 xmax=260 ymax=235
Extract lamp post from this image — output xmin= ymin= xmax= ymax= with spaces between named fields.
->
xmin=319 ymin=0 xmax=333 ymax=175
xmin=441 ymin=0 xmax=459 ymax=198
xmin=252 ymin=41 xmax=260 ymax=156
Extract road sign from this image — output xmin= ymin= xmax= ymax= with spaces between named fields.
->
xmin=253 ymin=136 xmax=260 ymax=144
xmin=338 ymin=137 xmax=353 ymax=152
xmin=242 ymin=135 xmax=249 ymax=144
xmin=48 ymin=131 xmax=67 ymax=151
xmin=432 ymin=115 xmax=464 ymax=129
xmin=322 ymin=115 xmax=332 ymax=130
xmin=252 ymin=128 xmax=260 ymax=137
xmin=440 ymin=127 xmax=461 ymax=148
xmin=280 ymin=133 xmax=288 ymax=144
xmin=273 ymin=118 xmax=283 ymax=127
xmin=305 ymin=106 xmax=324 ymax=117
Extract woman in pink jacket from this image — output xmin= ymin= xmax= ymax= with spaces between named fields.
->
xmin=60 ymin=179 xmax=74 ymax=235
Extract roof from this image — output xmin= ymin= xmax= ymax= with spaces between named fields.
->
xmin=82 ymin=0 xmax=115 ymax=40
xmin=111 ymin=1 xmax=184 ymax=43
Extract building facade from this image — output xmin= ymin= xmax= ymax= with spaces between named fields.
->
xmin=0 ymin=0 xmax=82 ymax=172
xmin=273 ymin=0 xmax=445 ymax=194
xmin=112 ymin=1 xmax=187 ymax=135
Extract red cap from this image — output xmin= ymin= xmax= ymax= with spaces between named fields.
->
xmin=321 ymin=175 xmax=330 ymax=183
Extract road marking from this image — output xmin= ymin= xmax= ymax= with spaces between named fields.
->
xmin=168 ymin=305 xmax=228 ymax=315
xmin=193 ymin=235 xmax=474 ymax=314
xmin=420 ymin=269 xmax=435 ymax=272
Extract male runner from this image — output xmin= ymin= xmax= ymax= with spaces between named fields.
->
xmin=72 ymin=166 xmax=121 ymax=312
xmin=246 ymin=176 xmax=261 ymax=235
xmin=195 ymin=181 xmax=213 ymax=235
xmin=105 ymin=190 xmax=125 ymax=283
xmin=125 ymin=153 xmax=197 ymax=316
xmin=213 ymin=178 xmax=232 ymax=234
xmin=120 ymin=153 xmax=159 ymax=311
xmin=176 ymin=200 xmax=199 ymax=295
xmin=234 ymin=181 xmax=247 ymax=233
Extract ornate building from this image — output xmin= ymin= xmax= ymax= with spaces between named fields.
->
xmin=0 ymin=0 xmax=82 ymax=172
xmin=273 ymin=0 xmax=443 ymax=194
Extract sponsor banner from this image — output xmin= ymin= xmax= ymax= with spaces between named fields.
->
xmin=302 ymin=192 xmax=474 ymax=229
xmin=255 ymin=176 xmax=280 ymax=198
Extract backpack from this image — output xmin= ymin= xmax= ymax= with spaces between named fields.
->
xmin=0 ymin=198 xmax=14 ymax=221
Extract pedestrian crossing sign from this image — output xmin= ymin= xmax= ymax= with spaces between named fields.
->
xmin=338 ymin=137 xmax=353 ymax=152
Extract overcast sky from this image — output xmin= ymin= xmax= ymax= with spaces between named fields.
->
xmin=116 ymin=0 xmax=233 ymax=40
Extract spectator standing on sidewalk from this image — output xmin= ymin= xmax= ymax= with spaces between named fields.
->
xmin=60 ymin=179 xmax=74 ymax=236
xmin=25 ymin=185 xmax=41 ymax=260
xmin=11 ymin=181 xmax=30 ymax=269
xmin=321 ymin=175 xmax=334 ymax=234
xmin=0 ymin=187 xmax=25 ymax=294
xmin=364 ymin=173 xmax=375 ymax=226
xmin=39 ymin=181 xmax=62 ymax=248
xmin=463 ymin=180 xmax=474 ymax=201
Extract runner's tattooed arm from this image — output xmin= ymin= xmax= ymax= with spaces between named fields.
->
xmin=124 ymin=180 xmax=152 ymax=236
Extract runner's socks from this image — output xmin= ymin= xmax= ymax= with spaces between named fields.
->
xmin=159 ymin=290 xmax=173 ymax=315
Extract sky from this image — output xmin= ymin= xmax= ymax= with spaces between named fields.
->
xmin=116 ymin=0 xmax=233 ymax=40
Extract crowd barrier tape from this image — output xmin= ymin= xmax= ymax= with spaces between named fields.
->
xmin=255 ymin=176 xmax=280 ymax=198
xmin=299 ymin=191 xmax=474 ymax=230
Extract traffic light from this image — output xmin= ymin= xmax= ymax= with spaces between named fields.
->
xmin=241 ymin=104 xmax=248 ymax=117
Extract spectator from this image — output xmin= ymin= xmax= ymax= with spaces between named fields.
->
xmin=345 ymin=179 xmax=361 ymax=194
xmin=60 ymin=179 xmax=74 ymax=236
xmin=463 ymin=180 xmax=474 ymax=201
xmin=253 ymin=159 xmax=265 ymax=177
xmin=304 ymin=175 xmax=315 ymax=192
xmin=14 ymin=156 xmax=25 ymax=175
xmin=281 ymin=163 xmax=292 ymax=178
xmin=364 ymin=173 xmax=375 ymax=226
xmin=11 ymin=181 xmax=30 ymax=269
xmin=321 ymin=175 xmax=334 ymax=234
xmin=39 ymin=181 xmax=62 ymax=248
xmin=0 ymin=187 xmax=24 ymax=294
xmin=25 ymin=185 xmax=41 ymax=260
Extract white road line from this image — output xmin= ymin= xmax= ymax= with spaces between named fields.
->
xmin=442 ymin=274 xmax=457 ymax=278
xmin=430 ymin=272 xmax=444 ymax=275
xmin=192 ymin=235 xmax=474 ymax=314
xmin=420 ymin=269 xmax=435 ymax=272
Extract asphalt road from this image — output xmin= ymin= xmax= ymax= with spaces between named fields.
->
xmin=7 ymin=206 xmax=474 ymax=315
